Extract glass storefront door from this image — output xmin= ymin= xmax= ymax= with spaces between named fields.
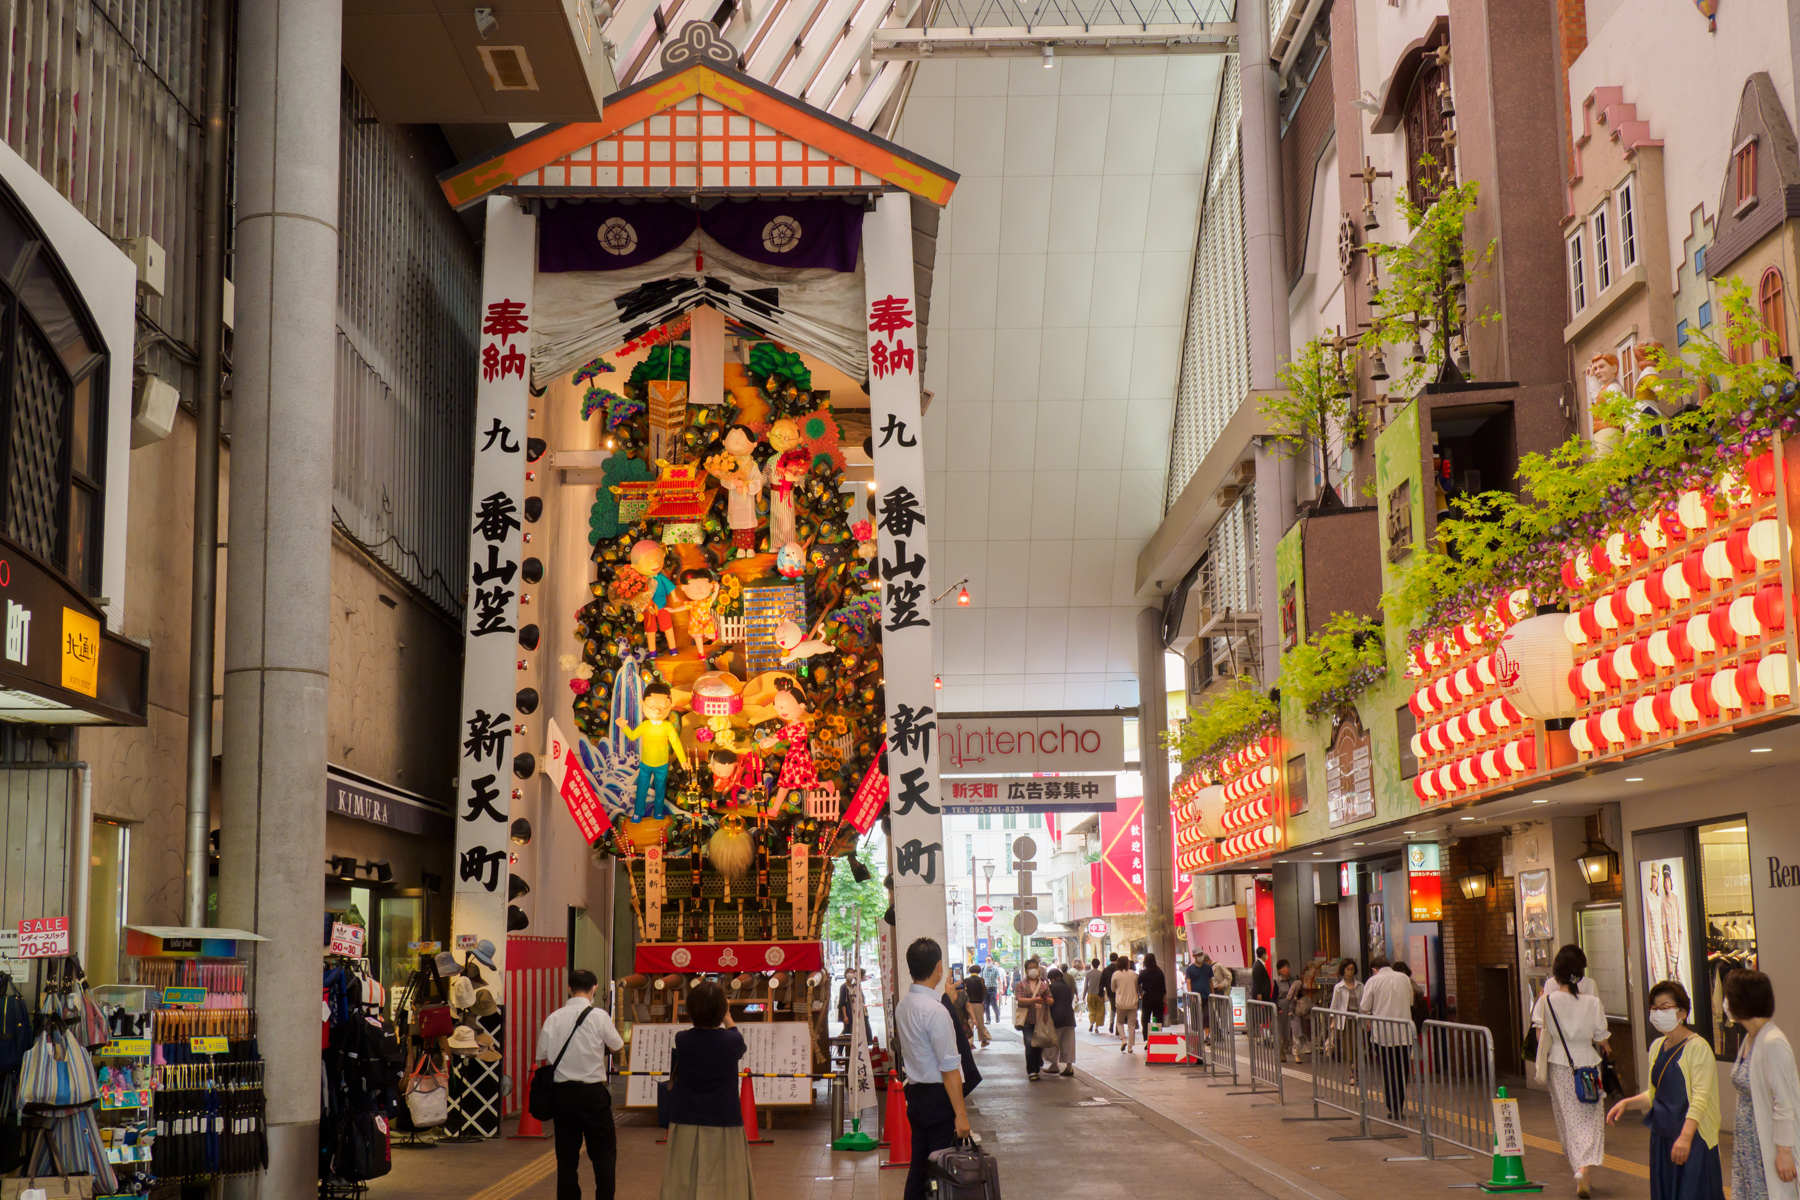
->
xmin=85 ymin=820 xmax=128 ymax=986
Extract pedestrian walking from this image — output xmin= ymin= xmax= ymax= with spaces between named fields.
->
xmin=1329 ymin=960 xmax=1361 ymax=1066
xmin=1251 ymin=946 xmax=1272 ymax=1002
xmin=962 ymin=970 xmax=991 ymax=1047
xmin=1015 ymin=957 xmax=1054 ymax=1081
xmin=1358 ymin=956 xmax=1418 ymax=1121
xmin=659 ymin=981 xmax=754 ymax=1200
xmin=1112 ymin=957 xmax=1141 ymax=1052
xmin=1100 ymin=954 xmax=1120 ymax=1034
xmin=1722 ymin=969 xmax=1800 ymax=1200
xmin=1139 ymin=953 xmax=1167 ymax=1032
xmin=1293 ymin=964 xmax=1318 ymax=1061
xmin=536 ymin=969 xmax=626 ymax=1200
xmin=1532 ymin=946 xmax=1611 ymax=1197
xmin=1608 ymin=980 xmax=1724 ymax=1200
xmin=1084 ymin=959 xmax=1105 ymax=1032
xmin=1273 ymin=959 xmax=1297 ymax=1061
xmin=894 ymin=938 xmax=972 ymax=1200
xmin=982 ymin=964 xmax=999 ymax=1023
xmin=1045 ymin=967 xmax=1077 ymax=1076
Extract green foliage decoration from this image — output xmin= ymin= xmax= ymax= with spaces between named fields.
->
xmin=1280 ymin=613 xmax=1388 ymax=717
xmin=1163 ymin=679 xmax=1279 ymax=776
xmin=1264 ymin=336 xmax=1364 ymax=498
xmin=587 ymin=452 xmax=656 ymax=543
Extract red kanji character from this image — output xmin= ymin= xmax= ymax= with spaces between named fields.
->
xmin=889 ymin=340 xmax=916 ymax=376
xmin=868 ymin=295 xmax=914 ymax=341
xmin=501 ymin=343 xmax=526 ymax=379
xmin=481 ymin=342 xmax=501 ymax=383
xmin=870 ymin=342 xmax=890 ymax=380
xmin=483 ymin=298 xmax=529 ymax=340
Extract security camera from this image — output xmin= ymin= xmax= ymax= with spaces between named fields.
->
xmin=474 ymin=7 xmax=497 ymax=38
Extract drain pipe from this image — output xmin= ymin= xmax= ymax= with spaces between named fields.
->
xmin=70 ymin=763 xmax=92 ymax=964
xmin=182 ymin=0 xmax=235 ymax=927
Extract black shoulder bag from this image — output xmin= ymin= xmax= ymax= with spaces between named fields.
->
xmin=529 ymin=1007 xmax=596 ymax=1122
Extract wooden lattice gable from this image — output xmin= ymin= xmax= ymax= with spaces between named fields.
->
xmin=438 ymin=55 xmax=957 ymax=210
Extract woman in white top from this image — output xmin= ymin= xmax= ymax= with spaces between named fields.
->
xmin=1723 ymin=968 xmax=1800 ymax=1200
xmin=1533 ymin=945 xmax=1611 ymax=1197
xmin=1112 ymin=961 xmax=1141 ymax=1052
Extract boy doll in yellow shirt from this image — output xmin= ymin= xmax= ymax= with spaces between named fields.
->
xmin=618 ymin=683 xmax=689 ymax=820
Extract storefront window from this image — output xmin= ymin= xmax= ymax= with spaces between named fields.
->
xmin=85 ymin=820 xmax=128 ymax=986
xmin=378 ymin=894 xmax=424 ymax=1016
xmin=1697 ymin=819 xmax=1755 ymax=1058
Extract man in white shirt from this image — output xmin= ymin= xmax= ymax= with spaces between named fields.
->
xmin=894 ymin=938 xmax=972 ymax=1200
xmin=536 ymin=969 xmax=625 ymax=1200
xmin=1358 ymin=957 xmax=1422 ymax=1120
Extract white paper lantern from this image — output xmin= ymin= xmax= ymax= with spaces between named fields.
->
xmin=1663 ymin=563 xmax=1692 ymax=604
xmin=1494 ymin=614 xmax=1578 ymax=721
xmin=1564 ymin=612 xmax=1589 ymax=646
xmin=1467 ymin=707 xmax=1490 ymax=737
xmin=1730 ymin=596 xmax=1761 ymax=640
xmin=1678 ymin=491 xmax=1711 ymax=531
xmin=1641 ymin=514 xmax=1667 ymax=551
xmin=1633 ymin=695 xmax=1663 ymax=738
xmin=1686 ymin=612 xmax=1717 ymax=654
xmin=1478 ymin=749 xmax=1502 ymax=781
xmin=1671 ymin=682 xmax=1702 ymax=723
xmin=1570 ymin=720 xmax=1595 ymax=753
xmin=1626 ymin=579 xmax=1654 ymax=618
xmin=1434 ymin=677 xmax=1454 ymax=707
xmin=1648 ymin=629 xmax=1676 ymax=668
xmin=1613 ymin=644 xmax=1640 ymax=683
xmin=1419 ymin=770 xmax=1440 ymax=799
xmin=1599 ymin=708 xmax=1629 ymax=745
xmin=1188 ymin=784 xmax=1226 ymax=838
xmin=1758 ymin=653 xmax=1793 ymax=699
xmin=1476 ymin=655 xmax=1497 ymax=687
xmin=1595 ymin=592 xmax=1622 ymax=630
xmin=1426 ymin=724 xmax=1446 ymax=754
xmin=1415 ymin=685 xmax=1437 ymax=715
xmin=1488 ymin=697 xmax=1516 ymax=728
xmin=1703 ymin=541 xmax=1736 ymax=582
xmin=1750 ymin=518 xmax=1784 ymax=564
xmin=1456 ymin=759 xmax=1479 ymax=788
xmin=1410 ymin=732 xmax=1428 ymax=761
xmin=1713 ymin=669 xmax=1745 ymax=711
xmin=1454 ymin=667 xmax=1475 ymax=698
xmin=1574 ymin=553 xmax=1594 ymax=583
xmin=1581 ymin=658 xmax=1606 ymax=695
xmin=1507 ymin=589 xmax=1534 ymax=622
xmin=1503 ymin=740 xmax=1529 ymax=772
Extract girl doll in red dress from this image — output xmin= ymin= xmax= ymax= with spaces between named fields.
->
xmin=757 ymin=678 xmax=816 ymax=815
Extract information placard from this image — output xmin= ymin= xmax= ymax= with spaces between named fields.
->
xmin=625 ymin=1021 xmax=811 ymax=1108
xmin=189 ymin=1036 xmax=229 ymax=1055
xmin=162 ymin=987 xmax=207 ymax=1007
xmin=328 ymin=922 xmax=365 ymax=957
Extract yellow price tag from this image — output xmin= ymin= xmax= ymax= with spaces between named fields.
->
xmin=96 ymin=1039 xmax=150 ymax=1057
xmin=189 ymin=1036 xmax=228 ymax=1054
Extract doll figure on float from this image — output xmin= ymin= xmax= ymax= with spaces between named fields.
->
xmin=625 ymin=540 xmax=678 ymax=653
xmin=775 ymin=541 xmax=805 ymax=578
xmin=768 ymin=447 xmax=810 ymax=547
xmin=773 ymin=618 xmax=834 ymax=665
xmin=1585 ymin=352 xmax=1628 ymax=456
xmin=708 ymin=425 xmax=764 ymax=559
xmin=705 ymin=748 xmax=760 ymax=878
xmin=758 ymin=677 xmax=818 ymax=815
xmin=616 ymin=682 xmax=689 ymax=820
xmin=671 ymin=567 xmax=719 ymax=657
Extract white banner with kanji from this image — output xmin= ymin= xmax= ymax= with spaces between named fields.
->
xmin=450 ymin=197 xmax=537 ymax=985
xmin=862 ymin=195 xmax=947 ymax=966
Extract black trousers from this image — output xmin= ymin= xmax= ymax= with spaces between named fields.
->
xmin=552 ymin=1081 xmax=616 ymax=1200
xmin=1023 ymin=1042 xmax=1043 ymax=1076
xmin=1374 ymin=1044 xmax=1411 ymax=1119
xmin=902 ymin=1082 xmax=957 ymax=1200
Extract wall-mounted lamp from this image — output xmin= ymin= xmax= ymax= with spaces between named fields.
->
xmin=1456 ymin=865 xmax=1493 ymax=901
xmin=1577 ymin=841 xmax=1618 ymax=886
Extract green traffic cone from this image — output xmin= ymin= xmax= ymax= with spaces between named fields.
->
xmin=832 ymin=1116 xmax=878 ymax=1152
xmin=1478 ymin=1087 xmax=1543 ymax=1193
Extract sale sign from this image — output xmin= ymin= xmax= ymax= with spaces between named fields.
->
xmin=18 ymin=917 xmax=68 ymax=958
xmin=545 ymin=717 xmax=612 ymax=843
xmin=328 ymin=922 xmax=365 ymax=957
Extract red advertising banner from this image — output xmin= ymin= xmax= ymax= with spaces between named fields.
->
xmin=843 ymin=757 xmax=888 ymax=834
xmin=546 ymin=717 xmax=611 ymax=843
xmin=1097 ymin=796 xmax=1147 ymax=915
xmin=633 ymin=941 xmax=824 ymax=973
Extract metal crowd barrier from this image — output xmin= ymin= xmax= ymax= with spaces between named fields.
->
xmin=1182 ymin=993 xmax=1206 ymax=1068
xmin=1239 ymin=998 xmax=1284 ymax=1102
xmin=1294 ymin=1009 xmax=1497 ymax=1161
xmin=1204 ymin=993 xmax=1239 ymax=1085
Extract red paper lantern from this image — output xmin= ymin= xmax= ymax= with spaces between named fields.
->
xmin=1644 ymin=571 xmax=1671 ymax=611
xmin=1682 ymin=550 xmax=1710 ymax=593
xmin=1629 ymin=640 xmax=1655 ymax=677
xmin=1626 ymin=533 xmax=1651 ymax=561
xmin=1756 ymin=585 xmax=1786 ymax=631
xmin=1589 ymin=544 xmax=1612 ymax=576
xmin=1708 ymin=605 xmax=1740 ymax=648
xmin=1747 ymin=450 xmax=1779 ymax=497
xmin=1736 ymin=663 xmax=1767 ymax=707
xmin=1412 ymin=776 xmax=1430 ymax=802
xmin=1727 ymin=529 xmax=1757 ymax=576
xmin=1578 ymin=605 xmax=1602 ymax=639
xmin=1653 ymin=690 xmax=1676 ymax=730
xmin=1562 ymin=559 xmax=1582 ymax=591
xmin=1568 ymin=665 xmax=1590 ymax=699
xmin=1596 ymin=654 xmax=1620 ymax=688
xmin=1668 ymin=623 xmax=1696 ymax=662
xmin=1660 ymin=510 xmax=1689 ymax=543
xmin=1694 ymin=674 xmax=1720 ymax=718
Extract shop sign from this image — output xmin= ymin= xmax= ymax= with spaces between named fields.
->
xmin=189 ymin=1036 xmax=228 ymax=1055
xmin=0 ymin=535 xmax=145 ymax=725
xmin=1229 ymin=986 xmax=1247 ymax=1029
xmin=18 ymin=916 xmax=68 ymax=958
xmin=1406 ymin=843 xmax=1443 ymax=922
xmin=1325 ymin=715 xmax=1375 ymax=827
xmin=455 ymin=934 xmax=477 ymax=951
xmin=544 ymin=716 xmax=611 ymax=843
xmin=161 ymin=987 xmax=206 ymax=1007
xmin=1086 ymin=919 xmax=1108 ymax=938
xmin=328 ymin=922 xmax=365 ymax=957
xmin=942 ymin=775 xmax=1117 ymax=814
xmin=96 ymin=1040 xmax=150 ymax=1058
xmin=1340 ymin=862 xmax=1359 ymax=896
xmin=937 ymin=714 xmax=1125 ymax=775
xmin=407 ymin=941 xmax=441 ymax=953
xmin=326 ymin=770 xmax=454 ymax=839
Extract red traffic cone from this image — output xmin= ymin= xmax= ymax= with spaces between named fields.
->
xmin=510 ymin=1073 xmax=550 ymax=1139
xmin=879 ymin=1074 xmax=911 ymax=1170
xmin=740 ymin=1071 xmax=772 ymax=1145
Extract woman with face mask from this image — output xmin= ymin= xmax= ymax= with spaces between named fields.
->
xmin=1723 ymin=969 xmax=1800 ymax=1200
xmin=1014 ymin=958 xmax=1053 ymax=1082
xmin=1609 ymin=981 xmax=1725 ymax=1200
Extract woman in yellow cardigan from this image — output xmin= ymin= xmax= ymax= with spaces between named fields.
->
xmin=1608 ymin=980 xmax=1726 ymax=1200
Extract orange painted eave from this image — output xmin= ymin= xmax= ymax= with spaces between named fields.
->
xmin=438 ymin=65 xmax=958 ymax=210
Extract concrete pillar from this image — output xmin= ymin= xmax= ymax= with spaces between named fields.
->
xmin=1240 ymin=0 xmax=1290 ymax=394
xmin=1136 ymin=608 xmax=1178 ymax=980
xmin=216 ymin=0 xmax=340 ymax=1189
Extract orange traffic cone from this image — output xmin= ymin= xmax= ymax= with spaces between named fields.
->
xmin=740 ymin=1071 xmax=772 ymax=1145
xmin=879 ymin=1074 xmax=911 ymax=1170
xmin=510 ymin=1073 xmax=550 ymax=1139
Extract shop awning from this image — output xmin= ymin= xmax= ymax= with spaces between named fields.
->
xmin=127 ymin=926 xmax=269 ymax=942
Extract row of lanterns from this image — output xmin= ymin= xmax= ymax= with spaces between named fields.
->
xmin=1176 ymin=842 xmax=1218 ymax=871
xmin=1220 ymin=825 xmax=1281 ymax=857
xmin=1569 ymin=654 xmax=1794 ymax=755
xmin=1564 ymin=527 xmax=1784 ymax=646
xmin=1409 ymin=695 xmax=1525 ymax=759
xmin=1223 ymin=763 xmax=1278 ymax=802
xmin=1568 ymin=588 xmax=1786 ymax=699
xmin=1406 ymin=589 xmax=1535 ymax=678
xmin=1412 ymin=735 xmax=1538 ymax=802
xmin=1217 ymin=734 xmax=1279 ymax=778
xmin=1219 ymin=795 xmax=1274 ymax=831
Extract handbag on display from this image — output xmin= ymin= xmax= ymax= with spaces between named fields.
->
xmin=20 ymin=1023 xmax=98 ymax=1109
xmin=334 ymin=1111 xmax=391 ymax=1181
xmin=415 ymin=1004 xmax=453 ymax=1040
xmin=528 ymin=1007 xmax=595 ymax=1123
xmin=402 ymin=1055 xmax=448 ymax=1129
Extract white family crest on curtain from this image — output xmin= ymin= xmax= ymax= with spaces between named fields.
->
xmin=575 ymin=651 xmax=645 ymax=820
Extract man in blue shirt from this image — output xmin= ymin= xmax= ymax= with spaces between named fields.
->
xmin=895 ymin=937 xmax=971 ymax=1200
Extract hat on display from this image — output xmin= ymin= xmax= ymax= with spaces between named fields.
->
xmin=463 ymin=960 xmax=486 ymax=987
xmin=446 ymin=1024 xmax=480 ymax=1055
xmin=473 ymin=939 xmax=498 ymax=970
xmin=434 ymin=951 xmax=459 ymax=977
xmin=450 ymin=975 xmax=477 ymax=1011
xmin=475 ymin=1031 xmax=502 ymax=1063
xmin=471 ymin=988 xmax=499 ymax=1018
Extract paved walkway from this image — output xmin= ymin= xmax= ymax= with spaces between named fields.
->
xmin=367 ymin=1009 xmax=1700 ymax=1200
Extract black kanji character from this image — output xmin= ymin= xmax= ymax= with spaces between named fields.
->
xmin=481 ymin=418 xmax=520 ymax=454
xmin=459 ymin=845 xmax=507 ymax=891
xmin=878 ymin=486 xmax=926 ymax=538
xmin=888 ymin=703 xmax=936 ymax=761
xmin=895 ymin=838 xmax=942 ymax=885
xmin=893 ymin=767 xmax=938 ymax=817
xmin=471 ymin=585 xmax=516 ymax=636
xmin=463 ymin=774 xmax=505 ymax=823
xmin=881 ymin=540 xmax=926 ymax=582
xmin=883 ymin=580 xmax=930 ymax=632
xmin=463 ymin=710 xmax=511 ymax=762
xmin=877 ymin=413 xmax=917 ymax=448
xmin=471 ymin=544 xmax=518 ymax=586
xmin=473 ymin=492 xmax=522 ymax=542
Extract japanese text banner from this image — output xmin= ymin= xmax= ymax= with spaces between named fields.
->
xmin=863 ymin=195 xmax=947 ymax=961
xmin=451 ymin=198 xmax=537 ymax=982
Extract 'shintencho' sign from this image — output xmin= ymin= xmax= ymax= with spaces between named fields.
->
xmin=937 ymin=713 xmax=1125 ymax=775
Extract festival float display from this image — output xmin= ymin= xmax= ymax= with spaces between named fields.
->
xmin=437 ymin=18 xmax=958 ymax=1103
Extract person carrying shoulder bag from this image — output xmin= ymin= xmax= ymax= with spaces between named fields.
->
xmin=1533 ymin=946 xmax=1610 ymax=1197
xmin=535 ymin=969 xmax=625 ymax=1200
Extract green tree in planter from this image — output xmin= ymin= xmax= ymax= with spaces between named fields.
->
xmin=1360 ymin=156 xmax=1497 ymax=394
xmin=1263 ymin=335 xmax=1364 ymax=504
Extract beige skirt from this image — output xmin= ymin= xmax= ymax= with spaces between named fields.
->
xmin=660 ymin=1123 xmax=758 ymax=1200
